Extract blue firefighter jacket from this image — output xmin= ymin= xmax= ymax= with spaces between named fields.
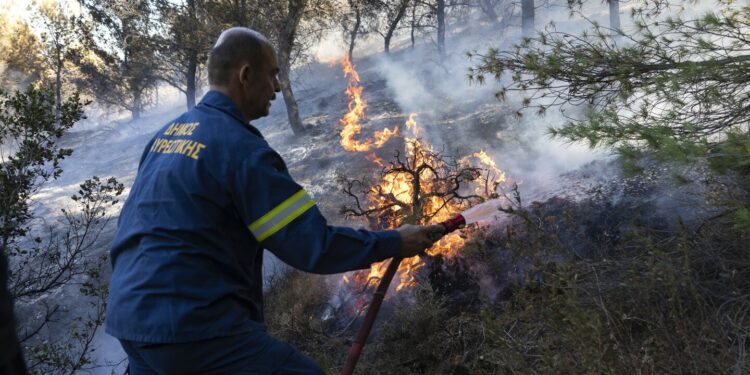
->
xmin=105 ymin=91 xmax=401 ymax=343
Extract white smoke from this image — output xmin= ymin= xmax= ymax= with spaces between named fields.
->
xmin=359 ymin=9 xmax=611 ymax=198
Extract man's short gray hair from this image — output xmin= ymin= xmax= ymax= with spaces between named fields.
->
xmin=208 ymin=28 xmax=271 ymax=85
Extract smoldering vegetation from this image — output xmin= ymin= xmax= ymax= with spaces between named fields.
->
xmin=265 ymin=145 xmax=750 ymax=374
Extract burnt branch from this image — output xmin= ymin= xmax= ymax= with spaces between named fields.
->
xmin=340 ymin=139 xmax=502 ymax=228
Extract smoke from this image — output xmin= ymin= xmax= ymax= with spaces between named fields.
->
xmin=361 ymin=13 xmax=608 ymax=199
xmin=345 ymin=0 xmax=724 ymax=202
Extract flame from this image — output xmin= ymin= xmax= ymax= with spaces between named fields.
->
xmin=466 ymin=149 xmax=507 ymax=196
xmin=337 ymin=59 xmax=507 ymax=295
xmin=365 ymin=153 xmax=387 ymax=168
xmin=351 ymin=114 xmax=495 ymax=292
xmin=474 ymin=149 xmax=498 ymax=170
xmin=405 ymin=113 xmax=420 ymax=137
xmin=339 ymin=57 xmax=398 ymax=152
xmin=473 ymin=149 xmax=506 ymax=182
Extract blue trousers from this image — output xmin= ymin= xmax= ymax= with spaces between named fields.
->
xmin=120 ymin=330 xmax=326 ymax=375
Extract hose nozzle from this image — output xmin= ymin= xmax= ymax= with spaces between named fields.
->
xmin=441 ymin=214 xmax=466 ymax=233
xmin=429 ymin=214 xmax=466 ymax=242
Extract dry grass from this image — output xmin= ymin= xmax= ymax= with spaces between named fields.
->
xmin=264 ymin=181 xmax=750 ymax=374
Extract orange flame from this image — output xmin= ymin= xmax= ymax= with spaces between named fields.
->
xmin=467 ymin=149 xmax=507 ymax=196
xmin=365 ymin=153 xmax=387 ymax=168
xmin=337 ymin=60 xmax=507 ymax=294
xmin=339 ymin=57 xmax=398 ymax=152
xmin=351 ymin=114 xmax=492 ymax=292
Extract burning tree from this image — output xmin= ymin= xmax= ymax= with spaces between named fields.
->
xmin=338 ymin=122 xmax=506 ymax=293
xmin=341 ymin=141 xmax=497 ymax=227
xmin=333 ymin=57 xmax=507 ymax=293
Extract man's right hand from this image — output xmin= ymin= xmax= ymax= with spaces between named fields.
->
xmin=396 ymin=224 xmax=445 ymax=258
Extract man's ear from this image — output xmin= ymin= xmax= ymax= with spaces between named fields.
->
xmin=238 ymin=64 xmax=252 ymax=86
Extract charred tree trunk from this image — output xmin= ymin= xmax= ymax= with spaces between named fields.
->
xmin=608 ymin=0 xmax=620 ymax=31
xmin=277 ymin=0 xmax=305 ymax=135
xmin=348 ymin=0 xmax=362 ymax=62
xmin=436 ymin=0 xmax=446 ymax=59
xmin=522 ymin=0 xmax=535 ymax=37
xmin=384 ymin=0 xmax=409 ymax=54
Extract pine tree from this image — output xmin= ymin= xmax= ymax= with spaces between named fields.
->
xmin=0 ymin=18 xmax=44 ymax=89
xmin=155 ymin=0 xmax=217 ymax=110
xmin=470 ymin=2 xmax=750 ymax=173
xmin=342 ymin=0 xmax=376 ymax=62
xmin=35 ymin=2 xmax=86 ymax=114
xmin=379 ymin=0 xmax=411 ymax=54
xmin=248 ymin=0 xmax=337 ymax=135
xmin=79 ymin=0 xmax=160 ymax=120
xmin=275 ymin=0 xmax=308 ymax=135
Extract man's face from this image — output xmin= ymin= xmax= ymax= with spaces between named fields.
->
xmin=241 ymin=44 xmax=281 ymax=121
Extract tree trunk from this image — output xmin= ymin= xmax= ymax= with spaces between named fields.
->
xmin=54 ymin=47 xmax=63 ymax=123
xmin=235 ymin=0 xmax=247 ymax=26
xmin=186 ymin=52 xmax=197 ymax=110
xmin=185 ymin=0 xmax=197 ymax=110
xmin=0 ymin=237 xmax=29 ymax=375
xmin=348 ymin=1 xmax=361 ymax=62
xmin=437 ymin=0 xmax=445 ymax=59
xmin=608 ymin=0 xmax=620 ymax=31
xmin=522 ymin=0 xmax=535 ymax=37
xmin=479 ymin=0 xmax=498 ymax=23
xmin=410 ymin=2 xmax=417 ymax=49
xmin=132 ymin=88 xmax=142 ymax=120
xmin=277 ymin=0 xmax=305 ymax=135
xmin=384 ymin=0 xmax=409 ymax=54
xmin=278 ymin=65 xmax=303 ymax=135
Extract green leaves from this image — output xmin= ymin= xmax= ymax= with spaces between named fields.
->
xmin=469 ymin=5 xmax=750 ymax=180
xmin=0 ymin=87 xmax=84 ymax=243
xmin=708 ymin=132 xmax=750 ymax=173
xmin=734 ymin=206 xmax=750 ymax=229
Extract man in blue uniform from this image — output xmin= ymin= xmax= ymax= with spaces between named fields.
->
xmin=106 ymin=28 xmax=443 ymax=374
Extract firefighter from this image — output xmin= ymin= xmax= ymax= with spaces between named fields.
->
xmin=105 ymin=27 xmax=444 ymax=374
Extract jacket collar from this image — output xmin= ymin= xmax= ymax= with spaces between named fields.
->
xmin=198 ymin=90 xmax=264 ymax=139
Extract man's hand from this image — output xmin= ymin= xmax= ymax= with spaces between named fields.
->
xmin=396 ymin=224 xmax=445 ymax=258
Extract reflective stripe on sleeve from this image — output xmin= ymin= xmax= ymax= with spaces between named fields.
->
xmin=248 ymin=189 xmax=316 ymax=242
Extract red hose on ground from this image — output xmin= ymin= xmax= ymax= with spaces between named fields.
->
xmin=340 ymin=256 xmax=401 ymax=375
xmin=340 ymin=215 xmax=465 ymax=375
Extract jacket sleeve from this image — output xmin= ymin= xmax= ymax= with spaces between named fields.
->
xmin=230 ymin=145 xmax=401 ymax=274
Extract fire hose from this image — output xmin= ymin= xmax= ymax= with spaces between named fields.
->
xmin=340 ymin=214 xmax=466 ymax=375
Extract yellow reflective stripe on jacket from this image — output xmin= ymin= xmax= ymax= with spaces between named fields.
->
xmin=249 ymin=190 xmax=315 ymax=242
